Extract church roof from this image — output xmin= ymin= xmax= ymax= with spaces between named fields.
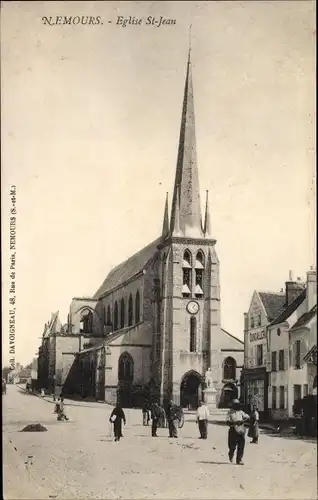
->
xmin=43 ymin=311 xmax=62 ymax=338
xmin=258 ymin=292 xmax=286 ymax=322
xmin=221 ymin=328 xmax=244 ymax=349
xmin=94 ymin=237 xmax=162 ymax=299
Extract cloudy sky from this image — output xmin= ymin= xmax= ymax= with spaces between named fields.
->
xmin=1 ymin=1 xmax=315 ymax=366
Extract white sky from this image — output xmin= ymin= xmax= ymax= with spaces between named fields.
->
xmin=1 ymin=1 xmax=316 ymax=366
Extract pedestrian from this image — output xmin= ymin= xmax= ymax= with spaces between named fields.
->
xmin=142 ymin=401 xmax=150 ymax=426
xmin=248 ymin=404 xmax=260 ymax=444
xmin=54 ymin=397 xmax=60 ymax=414
xmin=226 ymin=399 xmax=250 ymax=465
xmin=57 ymin=397 xmax=69 ymax=421
xmin=109 ymin=403 xmax=126 ymax=442
xmin=196 ymin=400 xmax=209 ymax=439
xmin=166 ymin=399 xmax=180 ymax=438
xmin=150 ymin=402 xmax=161 ymax=437
xmin=41 ymin=388 xmax=45 ymax=398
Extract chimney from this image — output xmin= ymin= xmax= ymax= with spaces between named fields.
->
xmin=285 ymin=271 xmax=305 ymax=306
xmin=306 ymin=268 xmax=317 ymax=311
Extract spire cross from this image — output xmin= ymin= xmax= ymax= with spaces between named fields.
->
xmin=189 ymin=24 xmax=192 ymax=52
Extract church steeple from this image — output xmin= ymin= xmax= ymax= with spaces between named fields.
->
xmin=162 ymin=192 xmax=169 ymax=238
xmin=203 ymin=190 xmax=212 ymax=237
xmin=170 ymin=46 xmax=204 ymax=238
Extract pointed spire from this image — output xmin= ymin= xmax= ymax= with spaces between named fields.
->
xmin=171 ymin=186 xmax=181 ymax=236
xmin=204 ymin=190 xmax=212 ymax=237
xmin=170 ymin=42 xmax=204 ymax=238
xmin=162 ymin=192 xmax=169 ymax=238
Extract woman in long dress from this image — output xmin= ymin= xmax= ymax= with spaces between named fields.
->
xmin=248 ymin=405 xmax=260 ymax=444
xmin=109 ymin=404 xmax=126 ymax=442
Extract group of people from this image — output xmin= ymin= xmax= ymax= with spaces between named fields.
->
xmin=109 ymin=397 xmax=259 ymax=466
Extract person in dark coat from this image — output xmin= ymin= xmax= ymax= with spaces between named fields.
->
xmin=150 ymin=402 xmax=161 ymax=437
xmin=166 ymin=400 xmax=180 ymax=438
xmin=109 ymin=404 xmax=126 ymax=442
xmin=226 ymin=399 xmax=250 ymax=465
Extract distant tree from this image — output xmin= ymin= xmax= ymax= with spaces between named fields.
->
xmin=24 ymin=363 xmax=32 ymax=370
xmin=2 ymin=366 xmax=11 ymax=381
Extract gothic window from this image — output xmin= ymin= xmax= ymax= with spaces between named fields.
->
xmin=195 ymin=251 xmax=204 ymax=297
xmin=135 ymin=290 xmax=140 ymax=323
xmin=118 ymin=353 xmax=134 ymax=382
xmin=80 ymin=310 xmax=93 ymax=334
xmin=114 ymin=301 xmax=118 ymax=331
xmin=128 ymin=294 xmax=133 ymax=326
xmin=190 ymin=316 xmax=197 ymax=352
xmin=223 ymin=357 xmax=236 ymax=380
xmin=182 ymin=250 xmax=192 ymax=297
xmin=106 ymin=305 xmax=111 ymax=326
xmin=120 ymin=298 xmax=125 ymax=329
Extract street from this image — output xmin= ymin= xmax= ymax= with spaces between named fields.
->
xmin=3 ymin=385 xmax=317 ymax=500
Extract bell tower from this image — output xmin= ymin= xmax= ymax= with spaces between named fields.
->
xmin=154 ymin=48 xmax=221 ymax=406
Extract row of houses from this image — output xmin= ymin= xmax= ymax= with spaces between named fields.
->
xmin=242 ymin=268 xmax=317 ymax=420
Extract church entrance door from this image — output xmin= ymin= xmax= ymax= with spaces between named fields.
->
xmin=219 ymin=383 xmax=238 ymax=408
xmin=117 ymin=352 xmax=134 ymax=408
xmin=180 ymin=371 xmax=202 ymax=409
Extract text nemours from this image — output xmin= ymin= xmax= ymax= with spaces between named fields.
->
xmin=42 ymin=15 xmax=176 ymax=28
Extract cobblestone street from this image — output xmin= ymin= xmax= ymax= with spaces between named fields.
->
xmin=3 ymin=386 xmax=317 ymax=500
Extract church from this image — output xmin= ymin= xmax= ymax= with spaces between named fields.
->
xmin=37 ymin=49 xmax=244 ymax=409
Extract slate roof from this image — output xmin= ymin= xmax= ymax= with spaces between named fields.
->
xmin=269 ymin=288 xmax=307 ymax=326
xmin=304 ymin=344 xmax=317 ymax=363
xmin=94 ymin=237 xmax=162 ymax=299
xmin=43 ymin=311 xmax=61 ymax=338
xmin=258 ymin=292 xmax=286 ymax=322
xmin=290 ymin=304 xmax=317 ymax=331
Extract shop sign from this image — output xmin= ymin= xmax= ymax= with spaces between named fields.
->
xmin=249 ymin=329 xmax=266 ymax=342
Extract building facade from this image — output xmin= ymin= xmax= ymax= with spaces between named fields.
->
xmin=37 ymin=50 xmax=244 ymax=408
xmin=242 ymin=290 xmax=286 ymax=417
xmin=267 ymin=269 xmax=317 ymax=420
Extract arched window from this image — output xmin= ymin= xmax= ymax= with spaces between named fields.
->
xmin=128 ymin=294 xmax=133 ymax=326
xmin=118 ymin=353 xmax=134 ymax=382
xmin=114 ymin=301 xmax=118 ymax=331
xmin=80 ymin=309 xmax=93 ymax=334
xmin=135 ymin=290 xmax=140 ymax=323
xmin=120 ymin=298 xmax=125 ymax=329
xmin=223 ymin=357 xmax=236 ymax=381
xmin=190 ymin=316 xmax=197 ymax=352
xmin=182 ymin=250 xmax=192 ymax=297
xmin=106 ymin=305 xmax=111 ymax=326
xmin=195 ymin=250 xmax=204 ymax=298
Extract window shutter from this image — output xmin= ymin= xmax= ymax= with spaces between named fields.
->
xmin=284 ymin=349 xmax=288 ymax=371
xmin=291 ymin=342 xmax=296 ymax=368
xmin=300 ymin=339 xmax=307 ymax=367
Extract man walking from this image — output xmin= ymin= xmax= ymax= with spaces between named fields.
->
xmin=226 ymin=399 xmax=250 ymax=465
xmin=150 ymin=402 xmax=161 ymax=437
xmin=196 ymin=400 xmax=209 ymax=439
xmin=166 ymin=400 xmax=180 ymax=438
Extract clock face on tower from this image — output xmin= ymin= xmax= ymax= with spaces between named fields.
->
xmin=187 ymin=301 xmax=199 ymax=315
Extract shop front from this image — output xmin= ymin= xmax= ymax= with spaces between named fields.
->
xmin=241 ymin=367 xmax=269 ymax=419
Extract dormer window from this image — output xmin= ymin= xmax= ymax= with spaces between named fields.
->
xmin=182 ymin=250 xmax=192 ymax=297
